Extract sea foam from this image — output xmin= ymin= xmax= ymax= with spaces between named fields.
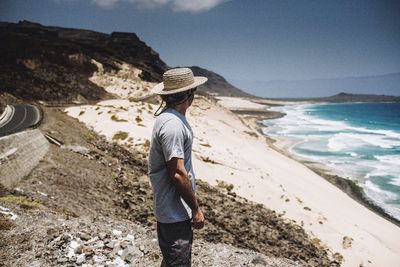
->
xmin=263 ymin=102 xmax=400 ymax=220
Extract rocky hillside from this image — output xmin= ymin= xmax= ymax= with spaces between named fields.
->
xmin=0 ymin=20 xmax=168 ymax=103
xmin=0 ymin=106 xmax=335 ymax=266
xmin=190 ymin=66 xmax=254 ymax=97
xmin=0 ymin=21 xmax=254 ymax=104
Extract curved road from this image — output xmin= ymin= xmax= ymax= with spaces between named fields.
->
xmin=0 ymin=104 xmax=42 ymax=137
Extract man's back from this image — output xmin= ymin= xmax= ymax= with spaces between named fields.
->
xmin=148 ymin=107 xmax=195 ymax=223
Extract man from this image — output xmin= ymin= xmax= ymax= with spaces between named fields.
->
xmin=148 ymin=67 xmax=207 ymax=267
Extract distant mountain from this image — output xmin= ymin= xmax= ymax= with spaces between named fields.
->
xmin=319 ymin=92 xmax=400 ymax=102
xmin=266 ymin=92 xmax=400 ymax=102
xmin=190 ymin=66 xmax=254 ymax=98
xmin=233 ymin=72 xmax=400 ymax=98
xmin=0 ymin=20 xmax=168 ymax=102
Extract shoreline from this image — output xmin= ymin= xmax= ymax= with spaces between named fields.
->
xmin=267 ymin=135 xmax=400 ymax=228
xmin=237 ymin=100 xmax=400 ymax=227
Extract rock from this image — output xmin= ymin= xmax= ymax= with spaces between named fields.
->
xmin=57 ymin=257 xmax=68 ymax=263
xmin=62 ymin=145 xmax=90 ymax=155
xmin=79 ymin=232 xmax=91 ymax=241
xmin=117 ymin=249 xmax=123 ymax=256
xmin=87 ymin=236 xmax=99 ymax=244
xmin=112 ymin=229 xmax=122 ymax=237
xmin=121 ymin=246 xmax=140 ymax=263
xmin=98 ymin=232 xmax=107 ymax=240
xmin=82 ymin=246 xmax=95 ymax=256
xmin=76 ymin=253 xmax=86 ymax=264
xmin=105 ymin=241 xmax=114 ymax=249
xmin=112 ymin=242 xmax=122 ymax=255
xmin=125 ymin=234 xmax=135 ymax=241
xmin=342 ymin=236 xmax=354 ymax=249
xmin=120 ymin=240 xmax=130 ymax=249
xmin=74 ymin=244 xmax=83 ymax=254
xmin=60 ymin=234 xmax=71 ymax=243
xmin=139 ymin=187 xmax=147 ymax=194
xmin=93 ymin=240 xmax=104 ymax=249
xmin=92 ymin=255 xmax=106 ymax=264
xmin=139 ymin=245 xmax=145 ymax=252
xmin=69 ymin=240 xmax=82 ymax=257
xmin=251 ymin=255 xmax=267 ymax=265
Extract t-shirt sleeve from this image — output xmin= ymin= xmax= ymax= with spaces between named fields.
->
xmin=158 ymin=119 xmax=185 ymax=162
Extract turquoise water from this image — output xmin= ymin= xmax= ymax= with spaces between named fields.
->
xmin=263 ymin=102 xmax=400 ymax=220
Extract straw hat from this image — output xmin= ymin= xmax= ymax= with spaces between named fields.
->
xmin=151 ymin=67 xmax=208 ymax=95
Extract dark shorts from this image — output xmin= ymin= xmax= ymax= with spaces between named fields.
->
xmin=157 ymin=220 xmax=193 ymax=267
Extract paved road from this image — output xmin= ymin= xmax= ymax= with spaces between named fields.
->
xmin=0 ymin=104 xmax=42 ymax=137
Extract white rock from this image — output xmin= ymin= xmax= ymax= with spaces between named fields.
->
xmin=0 ymin=205 xmax=18 ymax=220
xmin=76 ymin=253 xmax=86 ymax=264
xmin=61 ymin=144 xmax=90 ymax=155
xmin=112 ymin=256 xmax=128 ymax=267
xmin=67 ymin=248 xmax=75 ymax=259
xmin=125 ymin=234 xmax=134 ymax=241
xmin=70 ymin=240 xmax=80 ymax=250
xmin=121 ymin=246 xmax=140 ymax=263
xmin=117 ymin=249 xmax=123 ymax=256
xmin=93 ymin=240 xmax=104 ymax=249
xmin=68 ymin=240 xmax=81 ymax=258
xmin=87 ymin=236 xmax=99 ymax=243
xmin=37 ymin=190 xmax=48 ymax=197
xmin=112 ymin=229 xmax=122 ymax=237
xmin=98 ymin=232 xmax=107 ymax=240
xmin=93 ymin=254 xmax=106 ymax=263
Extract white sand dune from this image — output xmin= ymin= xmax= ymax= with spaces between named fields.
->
xmin=192 ymin=98 xmax=400 ymax=267
xmin=65 ymin=70 xmax=400 ymax=267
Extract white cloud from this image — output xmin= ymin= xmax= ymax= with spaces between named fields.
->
xmin=126 ymin=0 xmax=169 ymax=9
xmin=91 ymin=0 xmax=119 ymax=9
xmin=172 ymin=0 xmax=227 ymax=13
xmin=90 ymin=0 xmax=228 ymax=13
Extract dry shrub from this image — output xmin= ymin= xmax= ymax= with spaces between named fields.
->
xmin=0 ymin=215 xmax=15 ymax=230
xmin=0 ymin=195 xmax=43 ymax=209
xmin=216 ymin=180 xmax=234 ymax=192
xmin=112 ymin=131 xmax=129 ymax=141
xmin=111 ymin=115 xmax=128 ymax=122
xmin=135 ymin=115 xmax=143 ymax=123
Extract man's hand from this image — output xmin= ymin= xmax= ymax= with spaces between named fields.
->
xmin=192 ymin=208 xmax=205 ymax=229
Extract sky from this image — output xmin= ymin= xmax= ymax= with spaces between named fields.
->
xmin=1 ymin=0 xmax=400 ymax=96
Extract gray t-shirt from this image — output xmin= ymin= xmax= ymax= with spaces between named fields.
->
xmin=148 ymin=108 xmax=196 ymax=223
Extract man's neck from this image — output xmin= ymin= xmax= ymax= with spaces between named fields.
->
xmin=171 ymin=104 xmax=187 ymax=116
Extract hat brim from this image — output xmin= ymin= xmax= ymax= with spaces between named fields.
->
xmin=151 ymin=76 xmax=208 ymax=95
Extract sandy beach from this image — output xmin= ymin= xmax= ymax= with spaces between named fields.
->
xmin=64 ymin=69 xmax=400 ymax=267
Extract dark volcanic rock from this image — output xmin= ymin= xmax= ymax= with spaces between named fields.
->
xmin=0 ymin=20 xmax=168 ymax=103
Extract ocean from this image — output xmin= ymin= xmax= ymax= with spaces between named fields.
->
xmin=263 ymin=102 xmax=400 ymax=220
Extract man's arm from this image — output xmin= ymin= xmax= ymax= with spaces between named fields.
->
xmin=166 ymin=158 xmax=204 ymax=229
